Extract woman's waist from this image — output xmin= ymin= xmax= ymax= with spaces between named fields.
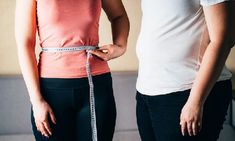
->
xmin=38 ymin=51 xmax=110 ymax=78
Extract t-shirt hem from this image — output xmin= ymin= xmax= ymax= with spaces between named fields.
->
xmin=136 ymin=85 xmax=193 ymax=96
xmin=136 ymin=77 xmax=232 ymax=96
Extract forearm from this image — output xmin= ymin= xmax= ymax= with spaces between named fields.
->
xmin=188 ymin=42 xmax=231 ymax=105
xmin=17 ymin=44 xmax=43 ymax=104
xmin=187 ymin=1 xmax=235 ymax=106
xmin=110 ymin=14 xmax=130 ymax=49
xmin=15 ymin=0 xmax=42 ymax=105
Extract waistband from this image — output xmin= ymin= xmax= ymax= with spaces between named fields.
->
xmin=40 ymin=72 xmax=112 ymax=89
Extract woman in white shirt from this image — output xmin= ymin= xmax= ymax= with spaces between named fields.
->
xmin=135 ymin=0 xmax=235 ymax=141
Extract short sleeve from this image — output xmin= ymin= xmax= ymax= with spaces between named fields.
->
xmin=200 ymin=0 xmax=235 ymax=6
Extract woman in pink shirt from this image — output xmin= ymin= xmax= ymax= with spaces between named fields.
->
xmin=15 ymin=0 xmax=129 ymax=141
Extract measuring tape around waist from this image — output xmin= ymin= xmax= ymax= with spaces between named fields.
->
xmin=42 ymin=46 xmax=98 ymax=141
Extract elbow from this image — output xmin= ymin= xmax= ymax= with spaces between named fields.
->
xmin=16 ymin=36 xmax=36 ymax=49
xmin=16 ymin=38 xmax=36 ymax=54
xmin=209 ymin=35 xmax=234 ymax=50
xmin=15 ymin=29 xmax=36 ymax=51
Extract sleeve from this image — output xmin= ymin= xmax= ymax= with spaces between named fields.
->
xmin=200 ymin=0 xmax=235 ymax=6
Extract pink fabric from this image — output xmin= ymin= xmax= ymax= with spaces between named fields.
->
xmin=36 ymin=0 xmax=110 ymax=78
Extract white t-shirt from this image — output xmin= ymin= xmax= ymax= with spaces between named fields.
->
xmin=136 ymin=0 xmax=234 ymax=96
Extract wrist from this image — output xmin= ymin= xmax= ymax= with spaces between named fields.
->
xmin=111 ymin=44 xmax=126 ymax=57
xmin=114 ymin=43 xmax=126 ymax=49
xmin=30 ymin=96 xmax=45 ymax=106
xmin=187 ymin=96 xmax=205 ymax=107
xmin=187 ymin=87 xmax=207 ymax=107
xmin=116 ymin=44 xmax=127 ymax=53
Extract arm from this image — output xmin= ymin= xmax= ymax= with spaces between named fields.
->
xmin=180 ymin=1 xmax=235 ymax=136
xmin=190 ymin=2 xmax=235 ymax=105
xmin=15 ymin=0 xmax=55 ymax=137
xmin=90 ymin=0 xmax=130 ymax=61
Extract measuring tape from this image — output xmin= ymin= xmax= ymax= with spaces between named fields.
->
xmin=42 ymin=46 xmax=98 ymax=141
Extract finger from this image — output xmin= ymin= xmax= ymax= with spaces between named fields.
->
xmin=192 ymin=122 xmax=198 ymax=136
xmin=180 ymin=121 xmax=187 ymax=136
xmin=198 ymin=122 xmax=202 ymax=132
xmin=99 ymin=45 xmax=111 ymax=50
xmin=43 ymin=121 xmax=52 ymax=136
xmin=187 ymin=121 xmax=193 ymax=136
xmin=98 ymin=46 xmax=110 ymax=54
xmin=40 ymin=123 xmax=50 ymax=137
xmin=36 ymin=121 xmax=41 ymax=131
xmin=89 ymin=50 xmax=109 ymax=61
xmin=89 ymin=50 xmax=105 ymax=57
xmin=49 ymin=111 xmax=56 ymax=124
xmin=100 ymin=49 xmax=109 ymax=54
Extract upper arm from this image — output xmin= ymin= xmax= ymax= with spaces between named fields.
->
xmin=202 ymin=1 xmax=235 ymax=48
xmin=102 ymin=0 xmax=128 ymax=21
xmin=15 ymin=0 xmax=37 ymax=47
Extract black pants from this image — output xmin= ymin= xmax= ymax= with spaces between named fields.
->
xmin=31 ymin=73 xmax=116 ymax=141
xmin=136 ymin=80 xmax=232 ymax=141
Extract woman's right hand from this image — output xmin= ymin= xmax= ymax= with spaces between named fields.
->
xmin=32 ymin=99 xmax=56 ymax=138
xmin=89 ymin=44 xmax=127 ymax=61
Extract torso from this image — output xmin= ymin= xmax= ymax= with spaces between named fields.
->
xmin=136 ymin=0 xmax=232 ymax=95
xmin=36 ymin=0 xmax=110 ymax=78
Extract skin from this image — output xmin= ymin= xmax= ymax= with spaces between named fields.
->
xmin=180 ymin=2 xmax=235 ymax=136
xmin=89 ymin=0 xmax=130 ymax=60
xmin=15 ymin=0 xmax=129 ymax=138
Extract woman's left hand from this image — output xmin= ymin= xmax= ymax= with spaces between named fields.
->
xmin=89 ymin=44 xmax=126 ymax=61
xmin=180 ymin=100 xmax=204 ymax=136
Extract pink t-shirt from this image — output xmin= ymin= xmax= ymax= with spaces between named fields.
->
xmin=36 ymin=0 xmax=110 ymax=78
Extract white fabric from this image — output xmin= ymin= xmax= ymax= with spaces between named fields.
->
xmin=136 ymin=0 xmax=234 ymax=96
xmin=200 ymin=0 xmax=233 ymax=6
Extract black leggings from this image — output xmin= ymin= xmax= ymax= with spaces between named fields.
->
xmin=136 ymin=80 xmax=232 ymax=141
xmin=31 ymin=73 xmax=116 ymax=141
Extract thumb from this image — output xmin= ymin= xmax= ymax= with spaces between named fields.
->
xmin=99 ymin=45 xmax=111 ymax=49
xmin=49 ymin=110 xmax=56 ymax=124
xmin=98 ymin=46 xmax=109 ymax=53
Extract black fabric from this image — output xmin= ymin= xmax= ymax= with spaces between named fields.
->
xmin=136 ymin=80 xmax=232 ymax=141
xmin=31 ymin=73 xmax=116 ymax=141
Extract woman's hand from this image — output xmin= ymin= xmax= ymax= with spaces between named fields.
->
xmin=32 ymin=99 xmax=56 ymax=138
xmin=89 ymin=44 xmax=126 ymax=61
xmin=180 ymin=100 xmax=203 ymax=136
